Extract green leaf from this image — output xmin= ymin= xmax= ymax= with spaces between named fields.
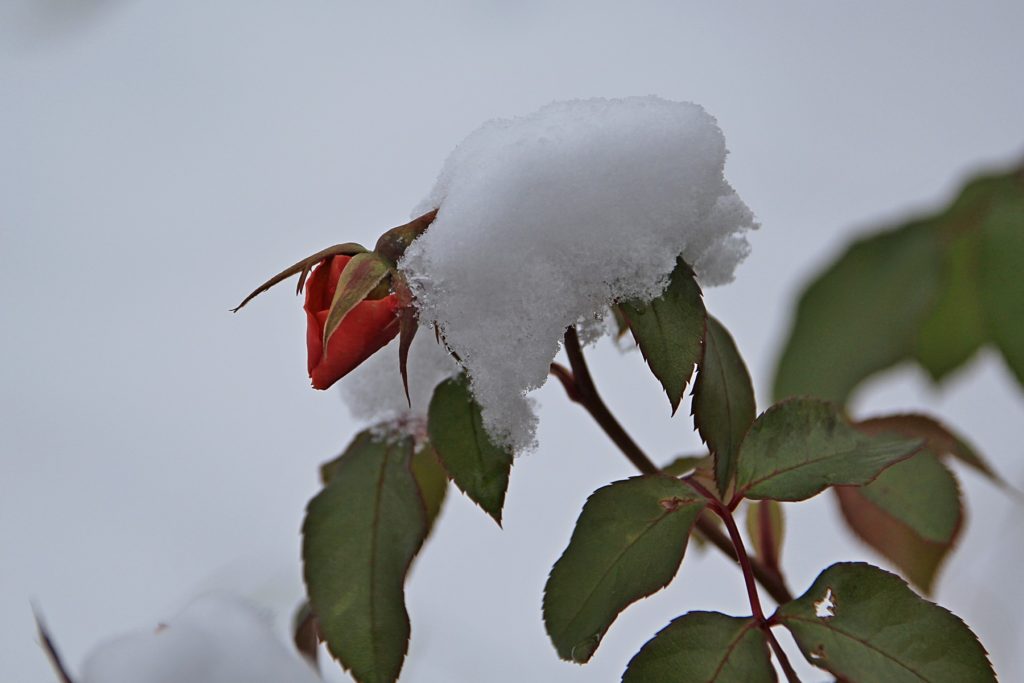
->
xmin=856 ymin=413 xmax=1003 ymax=487
xmin=775 ymin=165 xmax=1024 ymax=401
xmin=411 ymin=444 xmax=449 ymax=536
xmin=734 ymin=399 xmax=921 ymax=501
xmin=692 ymin=316 xmax=756 ymax=491
xmin=323 ymin=252 xmax=391 ymax=348
xmin=979 ymin=174 xmax=1024 ymax=386
xmin=777 ymin=562 xmax=995 ymax=682
xmin=622 ymin=612 xmax=776 ymax=683
xmin=773 ymin=221 xmax=943 ymax=404
xmin=302 ymin=432 xmax=426 ymax=683
xmin=427 ymin=373 xmax=513 ymax=524
xmin=835 ymin=451 xmax=962 ymax=593
xmin=620 ymin=259 xmax=706 ymax=413
xmin=543 ymin=475 xmax=707 ymax=663
xmin=744 ymin=500 xmax=784 ymax=571
xmin=915 ymin=231 xmax=987 ymax=381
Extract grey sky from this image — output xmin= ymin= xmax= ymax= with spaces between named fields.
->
xmin=2 ymin=1 xmax=1022 ymax=681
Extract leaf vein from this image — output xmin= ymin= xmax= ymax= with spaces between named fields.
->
xmin=783 ymin=616 xmax=931 ymax=681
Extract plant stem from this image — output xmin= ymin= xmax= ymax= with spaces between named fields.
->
xmin=557 ymin=327 xmax=794 ymax=608
xmin=561 ymin=327 xmax=659 ymax=476
xmin=715 ymin=493 xmax=767 ymax=619
xmin=688 ymin=477 xmax=801 ymax=683
xmin=767 ymin=632 xmax=802 ymax=683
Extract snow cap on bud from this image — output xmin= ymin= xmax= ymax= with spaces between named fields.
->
xmin=400 ymin=96 xmax=758 ymax=452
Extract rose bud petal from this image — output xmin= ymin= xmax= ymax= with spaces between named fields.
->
xmin=304 ymin=255 xmax=400 ymax=390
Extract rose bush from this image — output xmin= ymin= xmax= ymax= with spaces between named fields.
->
xmin=304 ymin=255 xmax=400 ymax=389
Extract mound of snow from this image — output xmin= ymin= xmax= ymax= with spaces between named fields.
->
xmin=401 ymin=97 xmax=757 ymax=451
xmin=80 ymin=596 xmax=320 ymax=683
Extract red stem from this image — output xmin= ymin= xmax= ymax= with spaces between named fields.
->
xmin=684 ymin=479 xmax=794 ymax=679
xmin=713 ymin=494 xmax=766 ymax=623
xmin=688 ymin=478 xmax=799 ymax=682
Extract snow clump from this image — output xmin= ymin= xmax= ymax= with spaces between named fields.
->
xmin=400 ymin=96 xmax=757 ymax=452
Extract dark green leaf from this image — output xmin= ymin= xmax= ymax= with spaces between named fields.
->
xmin=835 ymin=451 xmax=962 ymax=593
xmin=411 ymin=444 xmax=449 ymax=536
xmin=323 ymin=252 xmax=391 ymax=348
xmin=620 ymin=259 xmax=706 ymax=413
xmin=692 ymin=316 xmax=756 ymax=491
xmin=622 ymin=612 xmax=776 ymax=683
xmin=427 ymin=373 xmax=513 ymax=524
xmin=302 ymin=432 xmax=426 ymax=683
xmin=734 ymin=399 xmax=921 ymax=501
xmin=543 ymin=476 xmax=707 ymax=663
xmin=773 ymin=221 xmax=943 ymax=404
xmin=777 ymin=562 xmax=995 ymax=682
xmin=979 ymin=173 xmax=1024 ymax=386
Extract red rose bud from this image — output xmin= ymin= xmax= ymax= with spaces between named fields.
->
xmin=304 ymin=255 xmax=400 ymax=390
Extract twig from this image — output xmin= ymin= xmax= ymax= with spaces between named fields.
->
xmin=33 ymin=606 xmax=75 ymax=683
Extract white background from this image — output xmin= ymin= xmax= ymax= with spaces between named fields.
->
xmin=2 ymin=2 xmax=1022 ymax=681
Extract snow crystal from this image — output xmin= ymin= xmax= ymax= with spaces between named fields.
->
xmin=401 ymin=97 xmax=757 ymax=451
xmin=340 ymin=327 xmax=460 ymax=432
xmin=80 ymin=596 xmax=320 ymax=683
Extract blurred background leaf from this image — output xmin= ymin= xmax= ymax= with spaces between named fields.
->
xmin=774 ymin=163 xmax=1024 ymax=404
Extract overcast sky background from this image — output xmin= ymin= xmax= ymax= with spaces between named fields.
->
xmin=2 ymin=2 xmax=1023 ymax=681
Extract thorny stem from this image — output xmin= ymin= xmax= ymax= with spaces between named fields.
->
xmin=557 ymin=327 xmax=795 ymax=608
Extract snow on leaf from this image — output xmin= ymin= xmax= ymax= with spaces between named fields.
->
xmin=400 ymin=97 xmax=756 ymax=450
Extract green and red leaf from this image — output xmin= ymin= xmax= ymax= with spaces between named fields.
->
xmin=835 ymin=451 xmax=962 ymax=594
xmin=733 ymin=399 xmax=921 ymax=502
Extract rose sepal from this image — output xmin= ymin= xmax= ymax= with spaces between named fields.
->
xmin=321 ymin=252 xmax=392 ymax=350
xmin=232 ymin=242 xmax=369 ymax=312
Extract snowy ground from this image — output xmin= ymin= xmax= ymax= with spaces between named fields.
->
xmin=2 ymin=2 xmax=1023 ymax=681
